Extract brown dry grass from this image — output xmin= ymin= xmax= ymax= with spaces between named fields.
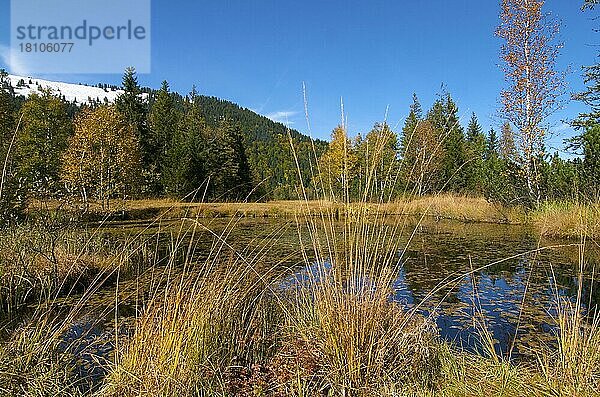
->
xmin=379 ymin=194 xmax=526 ymax=224
xmin=532 ymin=201 xmax=600 ymax=239
xmin=62 ymin=195 xmax=525 ymax=224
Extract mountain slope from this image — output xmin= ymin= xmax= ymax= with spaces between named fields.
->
xmin=7 ymin=74 xmax=328 ymax=199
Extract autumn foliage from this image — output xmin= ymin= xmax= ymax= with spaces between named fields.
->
xmin=61 ymin=106 xmax=142 ymax=209
xmin=496 ymin=0 xmax=565 ymax=205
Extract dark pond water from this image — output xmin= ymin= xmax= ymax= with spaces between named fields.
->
xmin=47 ymin=216 xmax=600 ymax=373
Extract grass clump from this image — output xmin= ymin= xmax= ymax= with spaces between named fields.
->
xmin=0 ymin=316 xmax=84 ymax=397
xmin=281 ymin=263 xmax=441 ymax=395
xmin=533 ymin=201 xmax=600 ymax=239
xmin=537 ymin=300 xmax=600 ymax=396
xmin=435 ymin=348 xmax=537 ymax=397
xmin=101 ymin=260 xmax=282 ymax=396
xmin=381 ymin=194 xmax=526 ymax=224
xmin=0 ymin=222 xmax=154 ymax=317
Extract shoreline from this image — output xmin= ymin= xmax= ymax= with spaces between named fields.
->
xmin=26 ymin=194 xmax=600 ymax=240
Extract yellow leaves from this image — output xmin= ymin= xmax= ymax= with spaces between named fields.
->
xmin=61 ymin=105 xmax=142 ymax=203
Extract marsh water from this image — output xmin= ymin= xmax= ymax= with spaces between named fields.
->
xmin=48 ymin=216 xmax=600 ymax=378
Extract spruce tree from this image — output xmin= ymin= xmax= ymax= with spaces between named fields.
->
xmin=400 ymin=93 xmax=422 ymax=159
xmin=218 ymin=119 xmax=253 ymax=200
xmin=486 ymin=128 xmax=499 ymax=159
xmin=0 ymin=74 xmax=22 ymax=224
xmin=399 ymin=94 xmax=424 ymax=192
xmin=115 ymin=67 xmax=152 ymax=189
xmin=148 ymin=80 xmax=179 ymax=194
xmin=580 ymin=125 xmax=600 ymax=199
xmin=427 ymin=92 xmax=466 ymax=192
xmin=483 ymin=128 xmax=505 ymax=200
xmin=465 ymin=113 xmax=486 ymax=194
xmin=163 ymin=87 xmax=207 ymax=199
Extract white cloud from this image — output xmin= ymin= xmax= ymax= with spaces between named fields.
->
xmin=263 ymin=110 xmax=298 ymax=125
xmin=0 ymin=44 xmax=29 ymax=75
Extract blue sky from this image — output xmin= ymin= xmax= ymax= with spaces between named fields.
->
xmin=0 ymin=0 xmax=598 ymax=150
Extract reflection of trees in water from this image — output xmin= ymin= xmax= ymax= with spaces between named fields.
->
xmin=392 ymin=221 xmax=600 ymax=356
xmin=398 ymin=225 xmax=538 ymax=305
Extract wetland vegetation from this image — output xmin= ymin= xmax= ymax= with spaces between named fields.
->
xmin=1 ymin=0 xmax=600 ymax=396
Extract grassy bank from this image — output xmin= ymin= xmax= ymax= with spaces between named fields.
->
xmin=1 ymin=200 xmax=599 ymax=396
xmin=29 ymin=194 xmax=600 ymax=240
xmin=532 ymin=201 xmax=600 ymax=240
xmin=0 ymin=222 xmax=155 ymax=318
xmin=144 ymin=196 xmax=600 ymax=239
xmin=34 ymin=195 xmax=525 ymax=223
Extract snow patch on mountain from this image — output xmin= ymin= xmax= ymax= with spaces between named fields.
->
xmin=7 ymin=74 xmax=124 ymax=104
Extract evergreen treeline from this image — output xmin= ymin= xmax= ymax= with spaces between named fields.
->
xmin=0 ymin=67 xmax=328 ymax=219
xmin=313 ymin=88 xmax=593 ymax=207
xmin=2 ymin=58 xmax=600 ymax=222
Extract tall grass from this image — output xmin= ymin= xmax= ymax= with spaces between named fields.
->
xmin=101 ymin=264 xmax=282 ymax=396
xmin=0 ymin=222 xmax=155 ymax=317
xmin=533 ymin=201 xmax=600 ymax=239
xmin=3 ymin=113 xmax=600 ymax=397
xmin=538 ymin=299 xmax=600 ymax=395
xmin=99 ymin=214 xmax=290 ymax=396
xmin=0 ymin=314 xmax=87 ymax=397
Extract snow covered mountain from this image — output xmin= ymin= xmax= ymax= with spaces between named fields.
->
xmin=7 ymin=74 xmax=124 ymax=104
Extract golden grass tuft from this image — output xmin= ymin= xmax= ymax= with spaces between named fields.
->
xmin=537 ymin=300 xmax=600 ymax=396
xmin=101 ymin=262 xmax=282 ymax=397
xmin=533 ymin=201 xmax=600 ymax=239
xmin=282 ymin=263 xmax=441 ymax=395
xmin=381 ymin=194 xmax=526 ymax=224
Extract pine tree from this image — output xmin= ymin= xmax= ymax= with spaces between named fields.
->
xmin=572 ymin=63 xmax=600 ymax=129
xmin=543 ymin=153 xmax=579 ymax=201
xmin=580 ymin=125 xmax=600 ymax=199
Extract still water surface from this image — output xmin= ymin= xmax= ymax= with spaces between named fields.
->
xmin=55 ymin=217 xmax=599 ymax=368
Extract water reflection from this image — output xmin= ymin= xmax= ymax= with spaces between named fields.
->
xmin=394 ymin=220 xmax=599 ymax=358
xmin=45 ymin=217 xmax=600 ymax=365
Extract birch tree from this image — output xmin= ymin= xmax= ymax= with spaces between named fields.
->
xmin=62 ymin=106 xmax=141 ymax=209
xmin=496 ymin=0 xmax=565 ymax=206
